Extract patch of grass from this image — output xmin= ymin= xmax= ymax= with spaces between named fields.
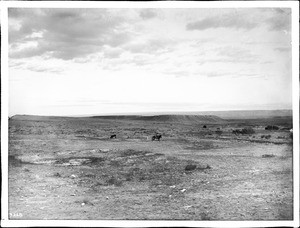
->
xmin=185 ymin=141 xmax=215 ymax=150
xmin=120 ymin=149 xmax=149 ymax=157
xmin=106 ymin=176 xmax=123 ymax=187
xmin=54 ymin=156 xmax=105 ymax=165
xmin=233 ymin=127 xmax=255 ymax=135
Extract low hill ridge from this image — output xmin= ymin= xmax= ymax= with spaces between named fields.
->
xmin=91 ymin=114 xmax=225 ymax=123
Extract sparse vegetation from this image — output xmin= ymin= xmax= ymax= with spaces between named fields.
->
xmin=185 ymin=164 xmax=197 ymax=171
xmin=233 ymin=127 xmax=255 ymax=135
xmin=265 ymin=125 xmax=279 ymax=130
xmin=261 ymin=135 xmax=271 ymax=139
xmin=262 ymin=154 xmax=275 ymax=158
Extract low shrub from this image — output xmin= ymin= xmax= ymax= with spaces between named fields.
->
xmin=185 ymin=164 xmax=197 ymax=171
xmin=262 ymin=154 xmax=275 ymax=158
xmin=265 ymin=125 xmax=279 ymax=130
xmin=233 ymin=127 xmax=255 ymax=135
xmin=261 ymin=135 xmax=271 ymax=139
xmin=215 ymin=130 xmax=223 ymax=135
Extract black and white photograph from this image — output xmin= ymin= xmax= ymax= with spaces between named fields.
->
xmin=1 ymin=1 xmax=299 ymax=227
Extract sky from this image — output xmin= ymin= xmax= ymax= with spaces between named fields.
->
xmin=8 ymin=8 xmax=293 ymax=116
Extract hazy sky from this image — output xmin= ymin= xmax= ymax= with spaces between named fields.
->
xmin=8 ymin=8 xmax=292 ymax=116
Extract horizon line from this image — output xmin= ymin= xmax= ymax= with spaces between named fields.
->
xmin=9 ymin=108 xmax=293 ymax=118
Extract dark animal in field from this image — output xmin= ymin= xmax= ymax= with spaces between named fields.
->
xmin=265 ymin=125 xmax=279 ymax=130
xmin=110 ymin=134 xmax=116 ymax=139
xmin=152 ymin=134 xmax=162 ymax=141
xmin=203 ymin=125 xmax=207 ymax=128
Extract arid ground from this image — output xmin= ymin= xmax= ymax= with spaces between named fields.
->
xmin=8 ymin=114 xmax=293 ymax=220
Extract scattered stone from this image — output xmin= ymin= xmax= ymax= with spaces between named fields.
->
xmin=181 ymin=189 xmax=186 ymax=193
xmin=170 ymin=185 xmax=176 ymax=188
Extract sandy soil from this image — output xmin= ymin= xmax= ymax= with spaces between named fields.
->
xmin=8 ymin=116 xmax=293 ymax=220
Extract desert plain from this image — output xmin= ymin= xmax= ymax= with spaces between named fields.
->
xmin=8 ymin=112 xmax=293 ymax=220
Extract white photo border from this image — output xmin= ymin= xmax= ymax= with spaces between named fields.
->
xmin=1 ymin=1 xmax=299 ymax=227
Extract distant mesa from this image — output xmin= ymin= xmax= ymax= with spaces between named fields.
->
xmin=91 ymin=115 xmax=226 ymax=123
xmin=10 ymin=114 xmax=225 ymax=123
xmin=9 ymin=109 xmax=292 ymax=122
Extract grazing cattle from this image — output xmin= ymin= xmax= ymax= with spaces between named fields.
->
xmin=110 ymin=134 xmax=116 ymax=139
xmin=152 ymin=134 xmax=162 ymax=141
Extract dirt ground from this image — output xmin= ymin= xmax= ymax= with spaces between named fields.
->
xmin=8 ymin=115 xmax=293 ymax=220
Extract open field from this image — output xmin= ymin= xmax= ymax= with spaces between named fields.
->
xmin=8 ymin=114 xmax=293 ymax=220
